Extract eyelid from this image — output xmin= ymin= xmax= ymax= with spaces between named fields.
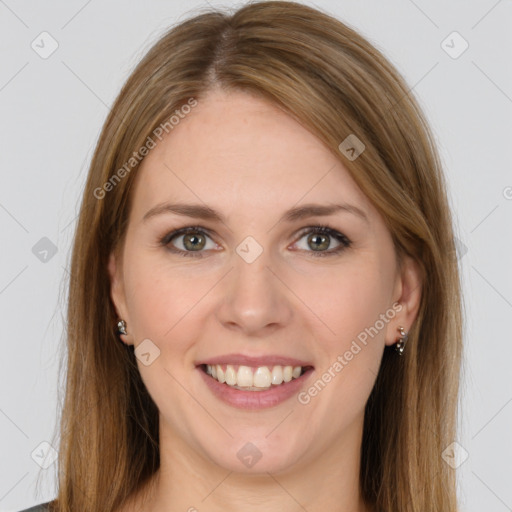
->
xmin=159 ymin=225 xmax=218 ymax=246
xmin=159 ymin=224 xmax=352 ymax=257
xmin=294 ymin=225 xmax=351 ymax=246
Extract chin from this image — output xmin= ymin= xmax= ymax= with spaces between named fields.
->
xmin=202 ymin=434 xmax=307 ymax=475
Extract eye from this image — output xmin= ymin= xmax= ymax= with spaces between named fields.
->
xmin=159 ymin=224 xmax=352 ymax=258
xmin=160 ymin=226 xmax=216 ymax=258
xmin=292 ymin=225 xmax=352 ymax=257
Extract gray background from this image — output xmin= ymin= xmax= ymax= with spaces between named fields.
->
xmin=1 ymin=0 xmax=511 ymax=510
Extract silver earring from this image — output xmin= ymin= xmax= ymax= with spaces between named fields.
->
xmin=117 ymin=319 xmax=127 ymax=336
xmin=394 ymin=326 xmax=408 ymax=355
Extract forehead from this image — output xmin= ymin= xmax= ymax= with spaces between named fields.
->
xmin=130 ymin=89 xmax=373 ymax=221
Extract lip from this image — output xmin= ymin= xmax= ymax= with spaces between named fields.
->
xmin=197 ymin=365 xmax=315 ymax=410
xmin=195 ymin=353 xmax=313 ymax=368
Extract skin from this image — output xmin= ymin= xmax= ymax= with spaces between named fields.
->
xmin=108 ymin=87 xmax=422 ymax=512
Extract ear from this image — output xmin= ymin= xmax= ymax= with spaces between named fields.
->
xmin=385 ymin=254 xmax=423 ymax=347
xmin=108 ymin=249 xmax=132 ymax=345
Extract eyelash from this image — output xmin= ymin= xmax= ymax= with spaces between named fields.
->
xmin=158 ymin=224 xmax=352 ymax=259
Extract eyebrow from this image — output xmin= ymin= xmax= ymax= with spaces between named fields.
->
xmin=143 ymin=201 xmax=369 ymax=225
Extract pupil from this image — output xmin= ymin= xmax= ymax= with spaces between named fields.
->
xmin=310 ymin=233 xmax=328 ymax=251
xmin=184 ymin=233 xmax=204 ymax=251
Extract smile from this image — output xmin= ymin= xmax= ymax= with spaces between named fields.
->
xmin=197 ymin=362 xmax=315 ymax=409
xmin=202 ymin=363 xmax=310 ymax=390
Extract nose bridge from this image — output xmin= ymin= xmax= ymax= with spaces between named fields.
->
xmin=235 ymin=234 xmax=267 ymax=267
xmin=217 ymin=233 xmax=291 ymax=333
xmin=232 ymin=233 xmax=278 ymax=299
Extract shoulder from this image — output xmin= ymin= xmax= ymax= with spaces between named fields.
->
xmin=17 ymin=503 xmax=51 ymax=512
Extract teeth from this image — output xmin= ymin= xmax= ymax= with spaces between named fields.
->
xmin=253 ymin=366 xmax=272 ymax=387
xmin=237 ymin=366 xmax=253 ymax=387
xmin=271 ymin=365 xmax=283 ymax=385
xmin=205 ymin=364 xmax=305 ymax=390
xmin=225 ymin=365 xmax=237 ymax=386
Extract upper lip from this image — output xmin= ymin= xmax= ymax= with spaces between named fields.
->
xmin=196 ymin=353 xmax=314 ymax=368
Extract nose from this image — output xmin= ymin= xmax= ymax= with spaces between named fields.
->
xmin=215 ymin=239 xmax=293 ymax=337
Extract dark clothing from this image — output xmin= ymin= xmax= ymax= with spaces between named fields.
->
xmin=17 ymin=503 xmax=50 ymax=511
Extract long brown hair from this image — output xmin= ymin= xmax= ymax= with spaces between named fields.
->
xmin=46 ymin=2 xmax=463 ymax=510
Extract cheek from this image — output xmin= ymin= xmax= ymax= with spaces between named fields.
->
xmin=122 ymin=252 xmax=187 ymax=343
xmin=299 ymin=260 xmax=392 ymax=397
xmin=122 ymin=254 xmax=201 ymax=406
xmin=303 ymin=261 xmax=392 ymax=349
xmin=122 ymin=251 xmax=215 ymax=364
xmin=322 ymin=260 xmax=394 ymax=373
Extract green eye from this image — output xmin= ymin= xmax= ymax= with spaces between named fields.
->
xmin=160 ymin=225 xmax=352 ymax=258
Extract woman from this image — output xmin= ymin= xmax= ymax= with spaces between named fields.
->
xmin=22 ymin=1 xmax=463 ymax=510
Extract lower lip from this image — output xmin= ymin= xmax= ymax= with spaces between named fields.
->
xmin=197 ymin=366 xmax=314 ymax=410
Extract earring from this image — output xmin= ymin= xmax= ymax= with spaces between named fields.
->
xmin=117 ymin=319 xmax=127 ymax=336
xmin=394 ymin=326 xmax=408 ymax=355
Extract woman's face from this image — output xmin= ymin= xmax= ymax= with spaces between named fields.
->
xmin=108 ymin=88 xmax=421 ymax=474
